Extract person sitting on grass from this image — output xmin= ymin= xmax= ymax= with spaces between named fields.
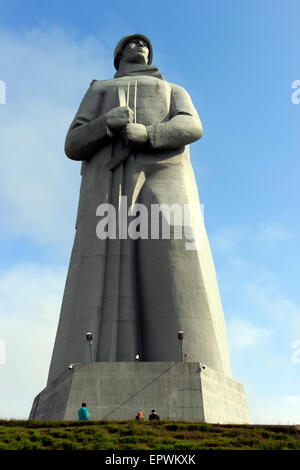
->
xmin=149 ymin=409 xmax=160 ymax=421
xmin=78 ymin=402 xmax=89 ymax=421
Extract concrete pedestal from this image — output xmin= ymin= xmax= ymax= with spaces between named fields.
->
xmin=29 ymin=362 xmax=249 ymax=424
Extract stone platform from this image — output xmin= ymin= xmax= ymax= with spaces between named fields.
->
xmin=29 ymin=362 xmax=249 ymax=423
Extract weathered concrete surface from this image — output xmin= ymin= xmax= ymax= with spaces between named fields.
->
xmin=47 ymin=34 xmax=233 ymax=385
xmin=32 ymin=35 xmax=249 ymax=426
xmin=30 ymin=362 xmax=249 ymax=423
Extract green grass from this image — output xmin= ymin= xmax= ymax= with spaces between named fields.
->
xmin=0 ymin=420 xmax=299 ymax=450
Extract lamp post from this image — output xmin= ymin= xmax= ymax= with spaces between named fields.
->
xmin=178 ymin=330 xmax=184 ymax=362
xmin=86 ymin=332 xmax=93 ymax=362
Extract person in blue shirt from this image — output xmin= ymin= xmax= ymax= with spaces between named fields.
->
xmin=78 ymin=402 xmax=89 ymax=420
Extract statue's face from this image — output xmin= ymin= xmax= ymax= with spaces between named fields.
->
xmin=120 ymin=38 xmax=149 ymax=65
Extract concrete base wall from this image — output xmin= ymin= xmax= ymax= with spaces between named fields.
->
xmin=30 ymin=362 xmax=249 ymax=424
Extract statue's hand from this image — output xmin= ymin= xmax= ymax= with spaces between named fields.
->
xmin=106 ymin=106 xmax=134 ymax=133
xmin=123 ymin=123 xmax=148 ymax=145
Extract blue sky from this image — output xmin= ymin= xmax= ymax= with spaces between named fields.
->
xmin=0 ymin=0 xmax=299 ymax=422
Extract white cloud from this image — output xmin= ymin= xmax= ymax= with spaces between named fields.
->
xmin=212 ymin=223 xmax=300 ymax=340
xmin=244 ymin=280 xmax=300 ymax=337
xmin=227 ymin=318 xmax=273 ymax=349
xmin=211 ymin=225 xmax=245 ymax=259
xmin=0 ymin=27 xmax=112 ymax=252
xmin=0 ymin=26 xmax=115 ymax=419
xmin=256 ymin=223 xmax=292 ymax=246
xmin=248 ymin=394 xmax=300 ymax=424
xmin=0 ymin=28 xmax=299 ymax=425
xmin=211 ymin=223 xmax=300 ymax=424
xmin=212 ymin=222 xmax=293 ymax=267
xmin=227 ymin=279 xmax=300 ymax=424
xmin=0 ymin=263 xmax=66 ymax=419
xmin=283 ymin=395 xmax=300 ymax=405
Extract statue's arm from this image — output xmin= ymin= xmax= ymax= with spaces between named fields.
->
xmin=146 ymin=84 xmax=203 ymax=150
xmin=64 ymin=84 xmax=110 ymax=161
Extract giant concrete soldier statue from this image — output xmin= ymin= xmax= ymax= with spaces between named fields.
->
xmin=47 ymin=34 xmax=232 ymax=384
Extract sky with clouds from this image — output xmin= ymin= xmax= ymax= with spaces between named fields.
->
xmin=0 ymin=0 xmax=299 ymax=423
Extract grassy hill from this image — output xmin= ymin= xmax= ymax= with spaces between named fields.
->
xmin=0 ymin=420 xmax=299 ymax=450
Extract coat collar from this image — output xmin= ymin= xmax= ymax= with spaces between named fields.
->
xmin=114 ymin=64 xmax=165 ymax=80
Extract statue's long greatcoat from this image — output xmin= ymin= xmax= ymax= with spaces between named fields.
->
xmin=47 ymin=73 xmax=232 ymax=384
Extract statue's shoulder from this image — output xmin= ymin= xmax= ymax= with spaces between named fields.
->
xmin=168 ymin=82 xmax=195 ymax=105
xmin=89 ymin=78 xmax=116 ymax=90
xmin=168 ymin=82 xmax=189 ymax=95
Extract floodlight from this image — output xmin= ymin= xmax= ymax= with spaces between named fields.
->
xmin=85 ymin=332 xmax=93 ymax=362
xmin=178 ymin=330 xmax=184 ymax=362
xmin=86 ymin=332 xmax=93 ymax=345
